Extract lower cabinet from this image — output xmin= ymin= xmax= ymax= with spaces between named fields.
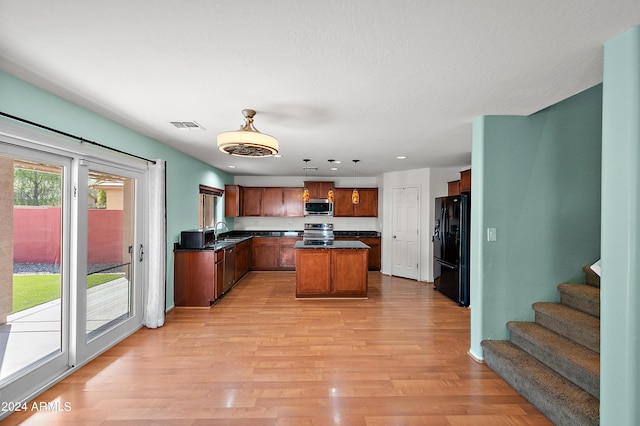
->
xmin=174 ymin=241 xmax=252 ymax=307
xmin=335 ymin=237 xmax=381 ymax=270
xmin=252 ymin=237 xmax=300 ymax=271
xmin=174 ymin=250 xmax=217 ymax=307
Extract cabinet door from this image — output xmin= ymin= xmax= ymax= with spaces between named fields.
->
xmin=278 ymin=238 xmax=299 ymax=270
xmin=241 ymin=187 xmax=263 ymax=216
xmin=460 ymin=169 xmax=471 ymax=193
xmin=283 ymin=187 xmax=304 ymax=217
xmin=360 ymin=238 xmax=381 ymax=270
xmin=224 ymin=184 xmax=241 ymax=217
xmin=251 ymin=237 xmax=279 ymax=270
xmin=295 ymin=249 xmax=331 ymax=296
xmin=331 ymin=249 xmax=368 ymax=296
xmin=354 ymin=188 xmax=378 ymax=217
xmin=333 ymin=188 xmax=354 ymax=216
xmin=262 ymin=187 xmax=284 ymax=216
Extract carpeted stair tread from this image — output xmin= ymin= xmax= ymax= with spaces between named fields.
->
xmin=558 ymin=283 xmax=600 ymax=318
xmin=508 ymin=321 xmax=599 ymax=398
xmin=533 ymin=302 xmax=600 ymax=353
xmin=582 ymin=265 xmax=600 ymax=288
xmin=482 ymin=340 xmax=599 ymax=426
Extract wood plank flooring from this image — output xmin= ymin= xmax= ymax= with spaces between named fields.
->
xmin=5 ymin=272 xmax=551 ymax=425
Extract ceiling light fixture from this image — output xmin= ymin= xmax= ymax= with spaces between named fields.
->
xmin=302 ymin=159 xmax=311 ymax=203
xmin=352 ymin=160 xmax=360 ymax=204
xmin=217 ymin=109 xmax=278 ymax=157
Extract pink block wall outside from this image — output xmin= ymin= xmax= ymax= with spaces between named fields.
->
xmin=13 ymin=207 xmax=124 ymax=265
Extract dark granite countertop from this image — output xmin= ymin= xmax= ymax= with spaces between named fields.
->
xmin=293 ymin=240 xmax=370 ymax=249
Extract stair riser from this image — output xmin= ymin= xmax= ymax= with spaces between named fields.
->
xmin=560 ymin=293 xmax=600 ymax=318
xmin=509 ymin=328 xmax=599 ymax=398
xmin=535 ymin=311 xmax=600 ymax=353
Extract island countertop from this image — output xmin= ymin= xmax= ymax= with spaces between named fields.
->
xmin=293 ymin=240 xmax=370 ymax=249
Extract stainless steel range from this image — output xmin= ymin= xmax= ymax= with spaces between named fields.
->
xmin=303 ymin=223 xmax=334 ymax=245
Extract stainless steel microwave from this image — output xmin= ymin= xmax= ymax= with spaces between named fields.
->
xmin=304 ymin=199 xmax=333 ymax=216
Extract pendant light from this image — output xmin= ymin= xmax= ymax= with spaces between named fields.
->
xmin=302 ymin=159 xmax=311 ymax=203
xmin=327 ymin=160 xmax=335 ymax=203
xmin=352 ymin=160 xmax=360 ymax=204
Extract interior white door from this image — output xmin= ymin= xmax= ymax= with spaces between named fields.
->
xmin=391 ymin=187 xmax=420 ymax=280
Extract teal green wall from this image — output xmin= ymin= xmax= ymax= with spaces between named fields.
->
xmin=0 ymin=71 xmax=234 ymax=310
xmin=469 ymin=85 xmax=603 ymax=358
xmin=601 ymin=25 xmax=640 ymax=426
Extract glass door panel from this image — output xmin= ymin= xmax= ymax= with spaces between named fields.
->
xmin=85 ymin=170 xmax=134 ymax=340
xmin=0 ymin=149 xmax=69 ymax=390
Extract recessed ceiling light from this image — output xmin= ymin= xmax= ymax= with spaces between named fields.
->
xmin=274 ymin=154 xmax=282 ymax=158
xmin=228 ymin=165 xmax=236 ymax=168
xmin=331 ymin=167 xmax=338 ymax=171
xmin=334 ymin=160 xmax=342 ymax=164
xmin=396 ymin=156 xmax=407 ymax=160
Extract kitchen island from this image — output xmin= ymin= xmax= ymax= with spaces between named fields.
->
xmin=294 ymin=240 xmax=370 ymax=298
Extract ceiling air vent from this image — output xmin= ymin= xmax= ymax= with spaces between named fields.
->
xmin=170 ymin=121 xmax=205 ymax=130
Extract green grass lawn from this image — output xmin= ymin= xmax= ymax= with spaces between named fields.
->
xmin=12 ymin=273 xmax=126 ymax=314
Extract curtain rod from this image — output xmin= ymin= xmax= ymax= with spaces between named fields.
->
xmin=0 ymin=111 xmax=156 ymax=164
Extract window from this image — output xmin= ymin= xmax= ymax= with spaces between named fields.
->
xmin=199 ymin=184 xmax=223 ymax=229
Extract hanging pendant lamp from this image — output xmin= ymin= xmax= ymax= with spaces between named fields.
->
xmin=352 ymin=160 xmax=360 ymax=204
xmin=302 ymin=159 xmax=311 ymax=203
xmin=327 ymin=160 xmax=335 ymax=203
xmin=217 ymin=109 xmax=278 ymax=157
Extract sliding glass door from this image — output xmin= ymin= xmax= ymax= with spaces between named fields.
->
xmin=0 ymin=128 xmax=147 ymax=416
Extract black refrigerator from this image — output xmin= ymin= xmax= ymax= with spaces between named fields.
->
xmin=432 ymin=193 xmax=470 ymax=306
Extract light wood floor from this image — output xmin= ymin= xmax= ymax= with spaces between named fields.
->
xmin=5 ymin=272 xmax=551 ymax=425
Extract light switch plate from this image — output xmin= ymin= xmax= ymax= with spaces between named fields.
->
xmin=487 ymin=227 xmax=497 ymax=241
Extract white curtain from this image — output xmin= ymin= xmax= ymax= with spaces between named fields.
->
xmin=144 ymin=159 xmax=166 ymax=328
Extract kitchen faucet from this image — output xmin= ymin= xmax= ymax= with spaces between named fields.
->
xmin=213 ymin=221 xmax=229 ymax=242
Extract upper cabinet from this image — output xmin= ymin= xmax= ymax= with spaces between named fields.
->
xmin=333 ymin=188 xmax=378 ymax=217
xmin=225 ymin=184 xmax=377 ymax=218
xmin=225 ymin=185 xmax=304 ymax=218
xmin=460 ymin=169 xmax=471 ymax=193
xmin=303 ymin=181 xmax=334 ymax=200
xmin=447 ymin=169 xmax=471 ymax=196
xmin=283 ymin=187 xmax=304 ymax=217
xmin=224 ymin=184 xmax=242 ymax=217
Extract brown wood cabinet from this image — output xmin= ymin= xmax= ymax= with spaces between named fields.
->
xmin=303 ymin=181 xmax=334 ymax=200
xmin=224 ymin=184 xmax=241 ymax=217
xmin=295 ymin=248 xmax=368 ymax=298
xmin=333 ymin=187 xmax=378 ymax=217
xmin=225 ymin=186 xmax=305 ymax=217
xmin=262 ymin=187 xmax=283 ymax=216
xmin=448 ymin=180 xmax=460 ymax=196
xmin=460 ymin=169 xmax=471 ymax=192
xmin=283 ymin=187 xmax=304 ymax=217
xmin=234 ymin=239 xmax=251 ymax=282
xmin=251 ymin=237 xmax=301 ymax=270
xmin=335 ymin=237 xmax=381 ymax=270
xmin=174 ymin=250 xmax=217 ymax=307
xmin=241 ymin=187 xmax=263 ymax=216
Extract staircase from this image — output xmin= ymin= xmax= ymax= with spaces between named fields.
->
xmin=482 ymin=266 xmax=600 ymax=426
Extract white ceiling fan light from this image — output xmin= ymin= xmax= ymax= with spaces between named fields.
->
xmin=217 ymin=109 xmax=279 ymax=157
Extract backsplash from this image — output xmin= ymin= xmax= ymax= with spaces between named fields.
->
xmin=233 ymin=216 xmax=380 ymax=231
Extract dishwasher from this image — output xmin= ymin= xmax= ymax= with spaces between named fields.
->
xmin=222 ymin=245 xmax=236 ymax=294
